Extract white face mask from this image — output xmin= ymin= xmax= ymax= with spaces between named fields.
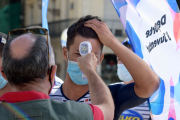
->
xmin=117 ymin=64 xmax=133 ymax=82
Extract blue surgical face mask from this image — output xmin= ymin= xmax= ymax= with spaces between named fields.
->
xmin=117 ymin=64 xmax=133 ymax=82
xmin=67 ymin=60 xmax=88 ymax=85
xmin=0 ymin=73 xmax=8 ymax=89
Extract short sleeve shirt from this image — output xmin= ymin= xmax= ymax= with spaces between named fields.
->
xmin=50 ymin=81 xmax=150 ymax=120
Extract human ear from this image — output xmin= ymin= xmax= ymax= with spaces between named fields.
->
xmin=0 ymin=66 xmax=8 ymax=81
xmin=50 ymin=65 xmax=57 ymax=85
xmin=99 ymin=54 xmax=104 ymax=64
xmin=63 ymin=46 xmax=68 ymax=61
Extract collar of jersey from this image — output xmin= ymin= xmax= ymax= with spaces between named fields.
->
xmin=0 ymin=91 xmax=49 ymax=103
xmin=61 ymin=84 xmax=90 ymax=101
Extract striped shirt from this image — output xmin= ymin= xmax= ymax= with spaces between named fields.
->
xmin=50 ymin=81 xmax=151 ymax=120
xmin=50 ymin=84 xmax=91 ymax=104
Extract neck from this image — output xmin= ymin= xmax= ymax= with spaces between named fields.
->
xmin=62 ymin=73 xmax=89 ymax=101
xmin=12 ymin=80 xmax=50 ymax=96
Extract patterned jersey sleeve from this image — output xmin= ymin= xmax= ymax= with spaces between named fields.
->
xmin=108 ymin=82 xmax=149 ymax=120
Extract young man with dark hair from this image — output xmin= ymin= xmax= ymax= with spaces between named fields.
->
xmin=66 ymin=15 xmax=104 ymax=51
xmin=0 ymin=32 xmax=114 ymax=120
xmin=50 ymin=15 xmax=160 ymax=120
xmin=0 ymin=32 xmax=12 ymax=97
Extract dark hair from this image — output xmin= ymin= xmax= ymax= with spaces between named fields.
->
xmin=0 ymin=32 xmax=7 ymax=57
xmin=67 ymin=15 xmax=104 ymax=51
xmin=123 ymin=41 xmax=132 ymax=48
xmin=2 ymin=34 xmax=49 ymax=87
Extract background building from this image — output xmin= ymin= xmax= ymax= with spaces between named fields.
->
xmin=0 ymin=0 xmax=22 ymax=34
xmin=0 ymin=0 xmax=127 ymax=84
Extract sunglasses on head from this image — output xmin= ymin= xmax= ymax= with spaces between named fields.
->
xmin=7 ymin=28 xmax=48 ymax=41
xmin=8 ymin=27 xmax=50 ymax=63
xmin=7 ymin=27 xmax=49 ymax=56
xmin=8 ymin=27 xmax=49 ymax=65
xmin=7 ymin=27 xmax=49 ymax=58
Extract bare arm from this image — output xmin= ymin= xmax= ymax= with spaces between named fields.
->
xmin=84 ymin=19 xmax=160 ymax=98
xmin=77 ymin=53 xmax=114 ymax=120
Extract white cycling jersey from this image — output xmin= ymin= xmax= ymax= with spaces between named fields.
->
xmin=50 ymin=80 xmax=151 ymax=120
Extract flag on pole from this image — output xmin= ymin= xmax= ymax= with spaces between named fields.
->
xmin=42 ymin=0 xmax=49 ymax=30
xmin=111 ymin=0 xmax=180 ymax=119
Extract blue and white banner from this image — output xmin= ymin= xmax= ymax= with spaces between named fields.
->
xmin=111 ymin=0 xmax=180 ymax=119
xmin=42 ymin=0 xmax=49 ymax=30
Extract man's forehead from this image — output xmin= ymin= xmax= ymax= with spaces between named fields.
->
xmin=71 ymin=35 xmax=101 ymax=48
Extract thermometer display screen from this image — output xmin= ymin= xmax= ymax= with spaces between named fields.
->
xmin=80 ymin=44 xmax=88 ymax=54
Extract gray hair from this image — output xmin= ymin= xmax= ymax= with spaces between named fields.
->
xmin=48 ymin=35 xmax=55 ymax=66
xmin=26 ymin=26 xmax=55 ymax=66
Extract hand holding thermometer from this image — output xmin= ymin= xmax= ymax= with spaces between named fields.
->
xmin=79 ymin=41 xmax=92 ymax=79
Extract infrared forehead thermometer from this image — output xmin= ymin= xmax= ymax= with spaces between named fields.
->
xmin=79 ymin=41 xmax=92 ymax=57
xmin=79 ymin=41 xmax=92 ymax=79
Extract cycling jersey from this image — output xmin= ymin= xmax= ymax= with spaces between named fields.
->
xmin=50 ymin=82 xmax=150 ymax=120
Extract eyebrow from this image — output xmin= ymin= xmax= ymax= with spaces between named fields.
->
xmin=74 ymin=49 xmax=99 ymax=54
